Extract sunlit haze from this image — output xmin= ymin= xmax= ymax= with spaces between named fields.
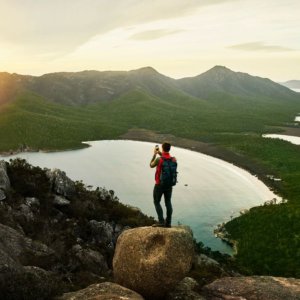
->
xmin=0 ymin=0 xmax=299 ymax=81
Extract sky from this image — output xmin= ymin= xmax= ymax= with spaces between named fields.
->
xmin=0 ymin=0 xmax=299 ymax=81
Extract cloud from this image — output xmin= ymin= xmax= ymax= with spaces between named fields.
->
xmin=129 ymin=29 xmax=183 ymax=41
xmin=0 ymin=0 xmax=234 ymax=56
xmin=228 ymin=41 xmax=295 ymax=52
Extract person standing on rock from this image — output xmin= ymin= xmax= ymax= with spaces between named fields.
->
xmin=150 ymin=142 xmax=177 ymax=227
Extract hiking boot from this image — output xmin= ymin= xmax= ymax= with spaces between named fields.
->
xmin=152 ymin=223 xmax=165 ymax=227
xmin=165 ymin=224 xmax=171 ymax=228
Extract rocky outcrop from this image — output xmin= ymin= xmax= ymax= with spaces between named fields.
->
xmin=113 ymin=225 xmax=194 ymax=299
xmin=71 ymin=244 xmax=109 ymax=275
xmin=0 ymin=159 xmax=154 ymax=299
xmin=57 ymin=282 xmax=144 ymax=300
xmin=47 ymin=168 xmax=75 ymax=198
xmin=89 ymin=220 xmax=114 ymax=247
xmin=203 ymin=276 xmax=300 ymax=300
xmin=0 ymin=223 xmax=60 ymax=299
xmin=0 ymin=223 xmax=56 ymax=268
xmin=0 ymin=160 xmax=10 ymax=191
xmin=2 ymin=159 xmax=300 ymax=300
xmin=0 ymin=160 xmax=10 ymax=201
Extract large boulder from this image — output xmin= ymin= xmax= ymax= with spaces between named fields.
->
xmin=0 ymin=248 xmax=22 ymax=274
xmin=0 ymin=224 xmax=60 ymax=300
xmin=57 ymin=282 xmax=144 ymax=300
xmin=203 ymin=276 xmax=300 ymax=300
xmin=0 ymin=265 xmax=60 ymax=300
xmin=113 ymin=225 xmax=194 ymax=299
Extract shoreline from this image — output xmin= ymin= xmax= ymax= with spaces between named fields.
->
xmin=0 ymin=129 xmax=284 ymax=206
xmin=119 ymin=129 xmax=281 ymax=196
xmin=279 ymin=126 xmax=300 ymax=137
xmin=1 ymin=129 xmax=287 ymax=254
xmin=0 ymin=144 xmax=89 ymax=157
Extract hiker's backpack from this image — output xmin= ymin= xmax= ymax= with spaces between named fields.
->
xmin=160 ymin=157 xmax=178 ymax=186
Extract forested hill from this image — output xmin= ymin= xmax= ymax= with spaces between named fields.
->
xmin=177 ymin=66 xmax=297 ymax=100
xmin=0 ymin=66 xmax=299 ymax=106
xmin=0 ymin=65 xmax=300 ymax=155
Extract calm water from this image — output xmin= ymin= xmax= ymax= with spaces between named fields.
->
xmin=1 ymin=140 xmax=279 ymax=253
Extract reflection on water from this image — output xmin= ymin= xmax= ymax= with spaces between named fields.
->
xmin=1 ymin=140 xmax=279 ymax=253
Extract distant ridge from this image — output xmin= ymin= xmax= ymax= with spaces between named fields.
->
xmin=177 ymin=65 xmax=295 ymax=99
xmin=280 ymin=80 xmax=300 ymax=89
xmin=0 ymin=66 xmax=298 ymax=106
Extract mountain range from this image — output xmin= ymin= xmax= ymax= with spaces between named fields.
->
xmin=0 ymin=65 xmax=299 ymax=106
xmin=0 ymin=65 xmax=300 ymax=153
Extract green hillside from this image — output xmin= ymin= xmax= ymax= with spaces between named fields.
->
xmin=0 ymin=66 xmax=300 ymax=277
xmin=178 ymin=66 xmax=298 ymax=100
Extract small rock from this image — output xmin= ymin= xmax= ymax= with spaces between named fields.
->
xmin=197 ymin=254 xmax=220 ymax=267
xmin=25 ymin=197 xmax=40 ymax=207
xmin=72 ymin=244 xmax=82 ymax=252
xmin=53 ymin=195 xmax=71 ymax=206
xmin=17 ymin=204 xmax=35 ymax=222
xmin=0 ymin=189 xmax=6 ymax=201
xmin=57 ymin=282 xmax=145 ymax=300
xmin=114 ymin=223 xmax=123 ymax=234
xmin=166 ymin=277 xmax=205 ymax=300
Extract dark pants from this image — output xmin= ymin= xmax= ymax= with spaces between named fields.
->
xmin=153 ymin=184 xmax=173 ymax=225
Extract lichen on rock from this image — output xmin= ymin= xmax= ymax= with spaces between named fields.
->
xmin=57 ymin=282 xmax=145 ymax=300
